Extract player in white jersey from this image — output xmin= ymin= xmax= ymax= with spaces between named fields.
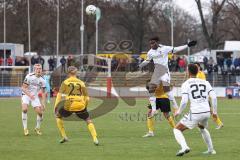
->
xmin=21 ymin=64 xmax=46 ymax=136
xmin=139 ymin=37 xmax=197 ymax=117
xmin=173 ymin=64 xmax=217 ymax=156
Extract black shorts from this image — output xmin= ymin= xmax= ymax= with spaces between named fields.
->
xmin=58 ymin=107 xmax=89 ymax=120
xmin=147 ymin=98 xmax=171 ymax=113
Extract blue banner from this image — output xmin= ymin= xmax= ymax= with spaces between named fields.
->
xmin=226 ymin=87 xmax=240 ymax=97
xmin=0 ymin=87 xmax=21 ymax=97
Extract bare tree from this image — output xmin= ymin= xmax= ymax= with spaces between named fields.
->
xmin=220 ymin=0 xmax=240 ymax=40
xmin=195 ymin=0 xmax=226 ymax=49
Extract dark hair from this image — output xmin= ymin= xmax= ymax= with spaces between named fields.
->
xmin=194 ymin=62 xmax=202 ymax=71
xmin=188 ymin=63 xmax=198 ymax=76
xmin=149 ymin=36 xmax=159 ymax=42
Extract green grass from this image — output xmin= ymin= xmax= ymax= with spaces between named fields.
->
xmin=0 ymin=98 xmax=240 ymax=160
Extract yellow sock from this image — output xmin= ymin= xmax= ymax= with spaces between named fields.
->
xmin=147 ymin=118 xmax=154 ymax=132
xmin=88 ymin=123 xmax=97 ymax=140
xmin=212 ymin=115 xmax=223 ymax=126
xmin=167 ymin=116 xmax=175 ymax=128
xmin=56 ymin=118 xmax=67 ymax=138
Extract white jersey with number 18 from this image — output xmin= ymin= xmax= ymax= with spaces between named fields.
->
xmin=181 ymin=78 xmax=213 ymax=114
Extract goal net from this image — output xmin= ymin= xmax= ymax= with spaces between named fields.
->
xmin=0 ymin=66 xmax=30 ymax=97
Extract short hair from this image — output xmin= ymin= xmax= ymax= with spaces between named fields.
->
xmin=194 ymin=62 xmax=202 ymax=71
xmin=188 ymin=63 xmax=198 ymax=76
xmin=34 ymin=64 xmax=42 ymax=68
xmin=149 ymin=36 xmax=159 ymax=42
xmin=67 ymin=66 xmax=78 ymax=74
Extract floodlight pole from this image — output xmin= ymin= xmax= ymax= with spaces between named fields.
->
xmin=171 ymin=0 xmax=174 ymax=46
xmin=27 ymin=0 xmax=31 ymax=53
xmin=80 ymin=0 xmax=84 ymax=56
xmin=96 ymin=17 xmax=98 ymax=55
xmin=56 ymin=0 xmax=59 ymax=67
xmin=188 ymin=38 xmax=190 ymax=63
xmin=80 ymin=0 xmax=84 ymax=71
xmin=3 ymin=0 xmax=6 ymax=66
xmin=95 ymin=7 xmax=101 ymax=55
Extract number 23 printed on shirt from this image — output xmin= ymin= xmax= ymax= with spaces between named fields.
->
xmin=68 ymin=83 xmax=82 ymax=96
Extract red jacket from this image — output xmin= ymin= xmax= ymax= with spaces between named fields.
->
xmin=7 ymin=57 xmax=13 ymax=65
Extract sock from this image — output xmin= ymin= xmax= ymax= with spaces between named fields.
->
xmin=167 ymin=116 xmax=175 ymax=128
xmin=88 ymin=123 xmax=97 ymax=140
xmin=36 ymin=114 xmax=43 ymax=129
xmin=212 ymin=115 xmax=223 ymax=126
xmin=200 ymin=128 xmax=214 ymax=151
xmin=173 ymin=128 xmax=189 ymax=150
xmin=147 ymin=118 xmax=154 ymax=133
xmin=56 ymin=118 xmax=67 ymax=138
xmin=149 ymin=96 xmax=156 ymax=111
xmin=22 ymin=112 xmax=28 ymax=129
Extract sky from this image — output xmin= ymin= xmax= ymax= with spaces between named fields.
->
xmin=175 ymin=0 xmax=208 ymax=18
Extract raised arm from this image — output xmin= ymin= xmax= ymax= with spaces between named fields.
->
xmin=172 ymin=40 xmax=197 ymax=54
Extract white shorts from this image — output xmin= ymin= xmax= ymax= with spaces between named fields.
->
xmin=180 ymin=112 xmax=211 ymax=129
xmin=150 ymin=65 xmax=171 ymax=86
xmin=21 ymin=95 xmax=42 ymax=108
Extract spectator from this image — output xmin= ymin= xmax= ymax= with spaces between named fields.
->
xmin=7 ymin=56 xmax=13 ymax=66
xmin=31 ymin=55 xmax=39 ymax=66
xmin=217 ymin=54 xmax=224 ymax=74
xmin=175 ymin=56 xmax=180 ymax=72
xmin=233 ymin=57 xmax=240 ymax=69
xmin=53 ymin=56 xmax=57 ymax=70
xmin=0 ymin=57 xmax=3 ymax=66
xmin=203 ymin=56 xmax=208 ymax=70
xmin=48 ymin=56 xmax=54 ymax=71
xmin=226 ymin=57 xmax=232 ymax=72
xmin=39 ymin=56 xmax=45 ymax=69
xmin=207 ymin=57 xmax=214 ymax=74
xmin=60 ymin=56 xmax=66 ymax=73
xmin=178 ymin=57 xmax=186 ymax=72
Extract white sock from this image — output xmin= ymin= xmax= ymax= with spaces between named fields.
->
xmin=22 ymin=112 xmax=28 ymax=129
xmin=200 ymin=128 xmax=214 ymax=151
xmin=36 ymin=115 xmax=43 ymax=129
xmin=173 ymin=128 xmax=189 ymax=150
xmin=149 ymin=96 xmax=156 ymax=111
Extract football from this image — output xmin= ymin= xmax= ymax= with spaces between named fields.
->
xmin=86 ymin=5 xmax=97 ymax=15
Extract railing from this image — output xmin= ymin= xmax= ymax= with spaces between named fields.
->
xmin=0 ymin=71 xmax=238 ymax=88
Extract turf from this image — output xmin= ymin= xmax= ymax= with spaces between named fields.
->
xmin=0 ymin=98 xmax=240 ymax=160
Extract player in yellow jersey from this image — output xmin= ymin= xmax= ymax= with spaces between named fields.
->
xmin=143 ymin=81 xmax=178 ymax=137
xmin=54 ymin=66 xmax=99 ymax=145
xmin=195 ymin=62 xmax=224 ymax=129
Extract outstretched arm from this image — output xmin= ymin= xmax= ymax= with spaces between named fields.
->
xmin=172 ymin=40 xmax=197 ymax=54
xmin=139 ymin=59 xmax=150 ymax=68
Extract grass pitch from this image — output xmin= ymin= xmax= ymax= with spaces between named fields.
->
xmin=0 ymin=98 xmax=240 ymax=160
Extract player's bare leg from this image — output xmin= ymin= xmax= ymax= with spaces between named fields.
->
xmin=34 ymin=106 xmax=43 ymax=135
xmin=173 ymin=123 xmax=190 ymax=156
xmin=147 ymin=83 xmax=158 ymax=118
xmin=85 ymin=118 xmax=99 ymax=145
xmin=22 ymin=104 xmax=29 ymax=136
xmin=198 ymin=124 xmax=216 ymax=154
